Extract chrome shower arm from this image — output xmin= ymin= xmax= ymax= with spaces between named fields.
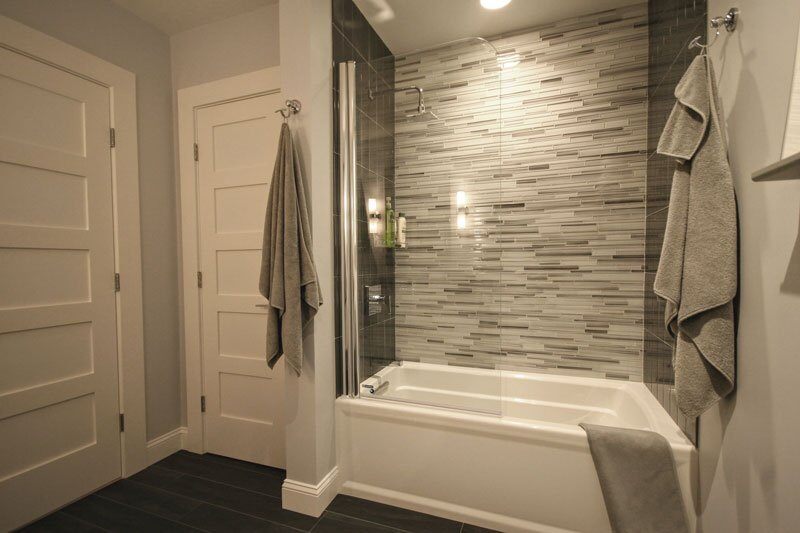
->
xmin=369 ymin=85 xmax=425 ymax=114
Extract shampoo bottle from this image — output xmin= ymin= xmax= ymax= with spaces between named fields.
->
xmin=397 ymin=212 xmax=407 ymax=248
xmin=384 ymin=197 xmax=395 ymax=248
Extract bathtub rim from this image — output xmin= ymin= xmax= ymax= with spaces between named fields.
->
xmin=360 ymin=361 xmax=695 ymax=453
xmin=336 ymin=396 xmax=695 ymax=466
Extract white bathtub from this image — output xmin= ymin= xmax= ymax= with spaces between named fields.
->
xmin=335 ymin=362 xmax=697 ymax=533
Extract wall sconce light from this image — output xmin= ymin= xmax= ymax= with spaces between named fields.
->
xmin=455 ymin=191 xmax=468 ymax=229
xmin=456 ymin=191 xmax=467 ymax=209
xmin=368 ymin=198 xmax=381 ymax=234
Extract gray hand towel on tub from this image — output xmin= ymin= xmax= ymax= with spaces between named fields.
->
xmin=259 ymin=123 xmax=322 ymax=375
xmin=580 ymin=423 xmax=689 ymax=533
xmin=655 ymin=54 xmax=737 ymax=417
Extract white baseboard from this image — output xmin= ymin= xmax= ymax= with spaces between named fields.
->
xmin=340 ymin=481 xmax=572 ymax=533
xmin=145 ymin=427 xmax=187 ymax=466
xmin=282 ymin=466 xmax=341 ymax=517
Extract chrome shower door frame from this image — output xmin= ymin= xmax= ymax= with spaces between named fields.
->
xmin=338 ymin=61 xmax=360 ymax=397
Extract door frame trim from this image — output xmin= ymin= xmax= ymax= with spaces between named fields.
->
xmin=0 ymin=15 xmax=148 ymax=475
xmin=176 ymin=67 xmax=282 ymax=453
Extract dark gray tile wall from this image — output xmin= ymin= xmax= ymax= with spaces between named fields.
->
xmin=332 ymin=0 xmax=396 ymax=394
xmin=645 ymin=0 xmax=706 ymax=442
xmin=393 ymin=5 xmax=649 ymax=380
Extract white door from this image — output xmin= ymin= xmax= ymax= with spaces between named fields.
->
xmin=0 ymin=47 xmax=120 ymax=530
xmin=196 ymin=91 xmax=286 ymax=467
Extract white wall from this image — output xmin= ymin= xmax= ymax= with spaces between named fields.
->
xmin=698 ymin=2 xmax=800 ymax=532
xmin=277 ymin=0 xmax=337 ymax=514
xmin=170 ymin=4 xmax=280 ymax=90
xmin=0 ymin=0 xmax=182 ymax=441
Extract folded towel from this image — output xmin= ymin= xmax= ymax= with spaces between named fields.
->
xmin=259 ymin=123 xmax=322 ymax=375
xmin=580 ymin=423 xmax=689 ymax=533
xmin=655 ymin=54 xmax=737 ymax=417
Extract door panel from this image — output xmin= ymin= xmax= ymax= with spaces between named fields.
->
xmin=0 ymin=47 xmax=120 ymax=530
xmin=196 ymin=92 xmax=285 ymax=467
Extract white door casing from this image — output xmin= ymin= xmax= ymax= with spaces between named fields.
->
xmin=0 ymin=46 xmax=121 ymax=530
xmin=193 ymin=88 xmax=286 ymax=467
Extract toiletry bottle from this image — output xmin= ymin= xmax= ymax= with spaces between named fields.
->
xmin=397 ymin=212 xmax=407 ymax=248
xmin=384 ymin=197 xmax=395 ymax=248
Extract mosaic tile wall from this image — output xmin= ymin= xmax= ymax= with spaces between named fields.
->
xmin=645 ymin=0 xmax=706 ymax=442
xmin=332 ymin=0 xmax=396 ymax=395
xmin=393 ymin=4 xmax=649 ymax=380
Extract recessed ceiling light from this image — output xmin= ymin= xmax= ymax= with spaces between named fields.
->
xmin=480 ymin=0 xmax=511 ymax=10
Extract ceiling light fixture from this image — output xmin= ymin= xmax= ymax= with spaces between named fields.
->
xmin=480 ymin=0 xmax=511 ymax=10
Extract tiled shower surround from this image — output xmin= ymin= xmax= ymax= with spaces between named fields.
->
xmin=393 ymin=4 xmax=649 ymax=380
xmin=645 ymin=0 xmax=706 ymax=442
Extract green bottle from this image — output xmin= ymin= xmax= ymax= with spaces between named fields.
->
xmin=384 ymin=196 xmax=395 ymax=248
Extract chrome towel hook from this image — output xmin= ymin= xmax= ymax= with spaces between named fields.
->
xmin=689 ymin=7 xmax=739 ymax=53
xmin=275 ymin=99 xmax=302 ymax=122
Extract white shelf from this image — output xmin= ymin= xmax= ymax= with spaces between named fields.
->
xmin=752 ymin=152 xmax=800 ymax=181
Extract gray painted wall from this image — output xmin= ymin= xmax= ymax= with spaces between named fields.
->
xmin=0 ymin=0 xmax=181 ymax=439
xmin=698 ymin=0 xmax=800 ymax=531
xmin=170 ymin=4 xmax=280 ymax=91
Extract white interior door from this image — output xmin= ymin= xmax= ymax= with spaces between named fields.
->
xmin=196 ymin=91 xmax=285 ymax=467
xmin=0 ymin=47 xmax=120 ymax=530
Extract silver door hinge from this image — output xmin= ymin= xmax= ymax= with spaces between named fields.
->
xmin=200 ymin=396 xmax=206 ymax=413
xmin=197 ymin=271 xmax=203 ymax=288
xmin=193 ymin=143 xmax=199 ymax=161
xmin=110 ymin=128 xmax=116 ymax=148
xmin=114 ymin=273 xmax=121 ymax=292
xmin=119 ymin=413 xmax=125 ymax=432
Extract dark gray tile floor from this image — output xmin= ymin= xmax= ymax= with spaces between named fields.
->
xmin=19 ymin=450 xmax=498 ymax=532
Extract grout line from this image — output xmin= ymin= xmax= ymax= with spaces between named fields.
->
xmin=124 ymin=476 xmax=308 ymax=532
xmin=53 ymin=510 xmax=113 ymax=533
xmin=86 ymin=493 xmax=207 ymax=532
xmin=323 ymin=510 xmax=412 ymax=532
xmin=151 ymin=464 xmax=280 ymax=494
xmin=308 ymin=513 xmax=323 ymax=532
xmin=194 ymin=452 xmax=286 ymax=478
xmin=150 ymin=464 xmax=283 ymax=500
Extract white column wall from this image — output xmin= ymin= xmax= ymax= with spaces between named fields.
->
xmin=278 ymin=0 xmax=338 ymax=517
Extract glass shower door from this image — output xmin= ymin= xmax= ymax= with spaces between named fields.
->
xmin=338 ymin=39 xmax=504 ymax=415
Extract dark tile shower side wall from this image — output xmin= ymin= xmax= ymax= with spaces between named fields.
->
xmin=332 ymin=0 xmax=396 ymax=395
xmin=645 ymin=0 xmax=706 ymax=443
